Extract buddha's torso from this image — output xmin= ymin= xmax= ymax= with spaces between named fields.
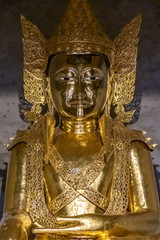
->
xmin=43 ymin=131 xmax=114 ymax=216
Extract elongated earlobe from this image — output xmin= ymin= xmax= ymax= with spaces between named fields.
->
xmin=44 ymin=77 xmax=55 ymax=114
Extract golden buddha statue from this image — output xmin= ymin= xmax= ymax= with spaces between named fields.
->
xmin=0 ymin=0 xmax=160 ymax=240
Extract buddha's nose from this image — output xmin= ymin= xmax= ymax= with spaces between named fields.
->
xmin=73 ymin=78 xmax=85 ymax=99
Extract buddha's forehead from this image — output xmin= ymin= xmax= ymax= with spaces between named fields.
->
xmin=49 ymin=54 xmax=107 ymax=73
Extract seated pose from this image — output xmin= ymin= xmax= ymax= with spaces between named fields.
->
xmin=0 ymin=1 xmax=159 ymax=240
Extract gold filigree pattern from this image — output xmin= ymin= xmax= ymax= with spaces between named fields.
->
xmin=22 ymin=113 xmax=138 ymax=227
xmin=25 ymin=122 xmax=56 ymax=228
xmin=21 ymin=15 xmax=47 ymax=122
xmin=46 ymin=0 xmax=115 ymax=65
xmin=82 ymin=186 xmax=110 ymax=211
xmin=105 ymin=121 xmax=131 ymax=214
xmin=46 ymin=143 xmax=113 ymax=213
xmin=113 ymin=15 xmax=142 ymax=123
xmin=99 ymin=114 xmax=131 ymax=214
xmin=48 ymin=187 xmax=79 ymax=214
xmin=47 ymin=145 xmax=106 ymax=189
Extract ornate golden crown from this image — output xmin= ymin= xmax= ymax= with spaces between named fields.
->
xmin=21 ymin=0 xmax=142 ymax=124
xmin=45 ymin=0 xmax=115 ymax=67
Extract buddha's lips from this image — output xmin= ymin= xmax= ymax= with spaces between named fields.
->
xmin=69 ymin=100 xmax=92 ymax=108
xmin=70 ymin=101 xmax=92 ymax=109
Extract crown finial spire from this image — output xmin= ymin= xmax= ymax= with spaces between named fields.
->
xmin=45 ymin=0 xmax=115 ymax=65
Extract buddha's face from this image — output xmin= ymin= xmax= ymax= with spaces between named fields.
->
xmin=49 ymin=54 xmax=108 ymax=120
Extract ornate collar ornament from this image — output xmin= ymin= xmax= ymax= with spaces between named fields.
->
xmin=21 ymin=0 xmax=141 ymax=124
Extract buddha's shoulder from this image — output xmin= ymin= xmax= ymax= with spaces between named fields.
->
xmin=7 ymin=129 xmax=30 ymax=151
xmin=128 ymin=128 xmax=144 ymax=139
xmin=128 ymin=128 xmax=154 ymax=152
xmin=7 ymin=115 xmax=47 ymax=151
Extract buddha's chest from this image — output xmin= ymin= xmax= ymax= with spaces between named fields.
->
xmin=43 ymin=144 xmax=114 ymax=216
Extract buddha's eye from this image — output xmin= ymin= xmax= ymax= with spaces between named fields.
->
xmin=89 ymin=76 xmax=102 ymax=81
xmin=59 ymin=77 xmax=74 ymax=81
xmin=56 ymin=69 xmax=76 ymax=82
xmin=85 ymin=75 xmax=103 ymax=82
xmin=63 ymin=77 xmax=70 ymax=81
xmin=83 ymin=68 xmax=104 ymax=82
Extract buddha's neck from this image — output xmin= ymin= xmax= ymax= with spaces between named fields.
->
xmin=60 ymin=118 xmax=98 ymax=134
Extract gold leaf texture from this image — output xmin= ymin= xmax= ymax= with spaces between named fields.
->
xmin=113 ymin=15 xmax=142 ymax=123
xmin=21 ymin=15 xmax=47 ymax=121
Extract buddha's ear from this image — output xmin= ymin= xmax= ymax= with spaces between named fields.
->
xmin=20 ymin=15 xmax=47 ymax=122
xmin=112 ymin=15 xmax=142 ymax=124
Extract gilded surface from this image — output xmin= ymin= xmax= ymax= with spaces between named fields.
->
xmin=113 ymin=15 xmax=142 ymax=123
xmin=0 ymin=0 xmax=160 ymax=240
xmin=21 ymin=15 xmax=47 ymax=121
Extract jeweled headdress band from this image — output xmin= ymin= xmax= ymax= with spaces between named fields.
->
xmin=21 ymin=0 xmax=141 ymax=124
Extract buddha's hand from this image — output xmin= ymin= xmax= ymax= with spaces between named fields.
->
xmin=0 ymin=210 xmax=32 ymax=240
xmin=56 ymin=214 xmax=114 ymax=232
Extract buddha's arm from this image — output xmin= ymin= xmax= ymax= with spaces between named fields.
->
xmin=129 ymin=140 xmax=160 ymax=216
xmin=4 ymin=143 xmax=28 ymax=212
xmin=55 ymin=141 xmax=160 ymax=236
xmin=0 ymin=143 xmax=32 ymax=239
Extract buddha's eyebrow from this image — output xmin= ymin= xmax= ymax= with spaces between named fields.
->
xmin=80 ymin=67 xmax=104 ymax=75
xmin=55 ymin=67 xmax=78 ymax=75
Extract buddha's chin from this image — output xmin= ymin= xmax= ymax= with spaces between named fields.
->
xmin=61 ymin=113 xmax=98 ymax=122
xmin=57 ymin=103 xmax=103 ymax=121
